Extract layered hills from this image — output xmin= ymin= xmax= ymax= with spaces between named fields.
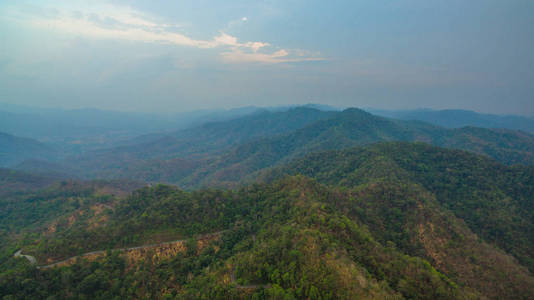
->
xmin=1 ymin=143 xmax=533 ymax=299
xmin=15 ymin=108 xmax=534 ymax=189
xmin=0 ymin=105 xmax=268 ymax=153
xmin=2 ymin=106 xmax=534 ymax=299
xmin=260 ymin=142 xmax=534 ymax=272
xmin=0 ymin=132 xmax=58 ymax=167
xmin=370 ymin=108 xmax=534 ymax=133
xmin=51 ymin=107 xmax=335 ymax=180
xmin=191 ymin=109 xmax=534 ymax=187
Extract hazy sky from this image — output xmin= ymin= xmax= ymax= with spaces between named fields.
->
xmin=1 ymin=0 xmax=533 ymax=115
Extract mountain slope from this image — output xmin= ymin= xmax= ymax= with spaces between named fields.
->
xmin=0 ymin=105 xmax=266 ymax=151
xmin=3 ymin=173 xmax=533 ymax=299
xmin=261 ymin=142 xmax=534 ymax=273
xmin=81 ymin=107 xmax=335 ymax=160
xmin=0 ymin=178 xmax=144 ymax=233
xmin=0 ymin=168 xmax=60 ymax=197
xmin=183 ymin=109 xmax=534 ymax=187
xmin=0 ymin=179 xmax=477 ymax=299
xmin=17 ymin=108 xmax=534 ymax=188
xmin=22 ymin=107 xmax=335 ymax=179
xmin=0 ymin=132 xmax=57 ymax=167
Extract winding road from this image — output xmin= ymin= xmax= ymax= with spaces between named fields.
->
xmin=14 ymin=231 xmax=224 ymax=270
xmin=14 ymin=250 xmax=37 ymax=265
xmin=15 ymin=230 xmax=271 ymax=289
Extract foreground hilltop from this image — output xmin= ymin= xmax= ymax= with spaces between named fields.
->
xmin=261 ymin=142 xmax=534 ymax=272
xmin=2 ymin=142 xmax=533 ymax=299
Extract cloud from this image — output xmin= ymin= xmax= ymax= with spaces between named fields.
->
xmin=220 ymin=48 xmax=324 ymax=64
xmin=23 ymin=6 xmax=213 ymax=48
xmin=4 ymin=3 xmax=322 ymax=64
xmin=212 ymin=32 xmax=323 ymax=64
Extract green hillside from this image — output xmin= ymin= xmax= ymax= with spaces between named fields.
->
xmin=0 ymin=179 xmax=144 ymax=234
xmin=53 ymin=107 xmax=335 ymax=179
xmin=2 ymin=143 xmax=533 ymax=299
xmin=261 ymin=142 xmax=534 ymax=272
xmin=0 ymin=168 xmax=59 ymax=197
xmin=181 ymin=109 xmax=534 ymax=188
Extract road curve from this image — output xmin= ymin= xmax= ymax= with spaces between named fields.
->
xmin=15 ymin=230 xmax=272 ymax=289
xmin=14 ymin=250 xmax=37 ymax=265
xmin=15 ymin=231 xmax=225 ymax=269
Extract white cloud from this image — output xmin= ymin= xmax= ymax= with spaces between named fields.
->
xmin=221 ymin=48 xmax=324 ymax=64
xmin=4 ymin=3 xmax=323 ymax=64
xmin=213 ymin=32 xmax=239 ymax=47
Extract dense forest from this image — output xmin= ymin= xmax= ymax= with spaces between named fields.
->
xmin=3 ymin=0 xmax=533 ymax=297
xmin=1 ymin=143 xmax=533 ymax=299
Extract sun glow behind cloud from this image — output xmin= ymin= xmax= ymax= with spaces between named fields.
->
xmin=3 ymin=2 xmax=322 ymax=64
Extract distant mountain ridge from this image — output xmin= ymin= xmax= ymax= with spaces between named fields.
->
xmin=369 ymin=108 xmax=534 ymax=133
xmin=12 ymin=107 xmax=534 ymax=188
xmin=183 ymin=108 xmax=534 ymax=187
xmin=0 ymin=132 xmax=57 ymax=167
xmin=97 ymin=107 xmax=336 ymax=160
xmin=0 ymin=106 xmax=266 ymax=153
xmin=0 ymin=103 xmax=339 ymax=156
xmin=26 ymin=107 xmax=336 ymax=180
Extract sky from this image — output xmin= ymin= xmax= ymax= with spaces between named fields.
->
xmin=0 ymin=0 xmax=533 ymax=115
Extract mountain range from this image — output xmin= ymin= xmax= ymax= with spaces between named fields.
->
xmin=1 ymin=105 xmax=534 ymax=299
xmin=369 ymin=108 xmax=534 ymax=133
xmin=14 ymin=107 xmax=533 ymax=188
xmin=0 ymin=132 xmax=58 ymax=167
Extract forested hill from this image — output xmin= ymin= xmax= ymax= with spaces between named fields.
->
xmin=261 ymin=142 xmax=534 ymax=272
xmin=132 ymin=106 xmax=337 ymax=158
xmin=0 ymin=178 xmax=145 ymax=233
xmin=34 ymin=107 xmax=335 ymax=180
xmin=2 ymin=144 xmax=534 ymax=298
xmin=76 ymin=107 xmax=335 ymax=161
xmin=13 ymin=107 xmax=534 ymax=188
xmin=0 ymin=168 xmax=59 ymax=196
xmin=181 ymin=108 xmax=534 ymax=187
xmin=110 ymin=107 xmax=534 ymax=167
